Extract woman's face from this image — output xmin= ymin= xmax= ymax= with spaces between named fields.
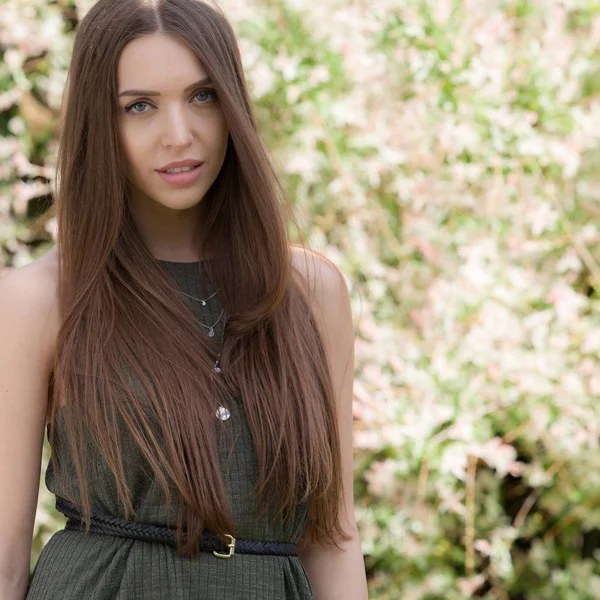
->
xmin=117 ymin=33 xmax=229 ymax=214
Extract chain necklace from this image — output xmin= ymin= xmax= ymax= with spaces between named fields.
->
xmin=212 ymin=314 xmax=230 ymax=421
xmin=179 ymin=285 xmax=230 ymax=421
xmin=198 ymin=308 xmax=225 ymax=338
xmin=178 ymin=288 xmax=218 ymax=307
xmin=179 ymin=286 xmax=224 ymax=337
xmin=212 ymin=314 xmax=226 ymax=375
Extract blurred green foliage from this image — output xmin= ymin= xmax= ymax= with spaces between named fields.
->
xmin=2 ymin=0 xmax=600 ymax=598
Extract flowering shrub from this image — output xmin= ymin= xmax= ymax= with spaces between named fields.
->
xmin=2 ymin=0 xmax=600 ymax=597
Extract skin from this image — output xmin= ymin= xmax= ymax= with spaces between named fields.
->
xmin=116 ymin=33 xmax=229 ymax=262
xmin=293 ymin=249 xmax=369 ymax=600
xmin=0 ymin=33 xmax=368 ymax=600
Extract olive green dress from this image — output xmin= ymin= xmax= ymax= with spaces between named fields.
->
xmin=26 ymin=259 xmax=313 ymax=600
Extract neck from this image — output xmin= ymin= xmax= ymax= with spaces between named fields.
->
xmin=130 ymin=193 xmax=209 ymax=262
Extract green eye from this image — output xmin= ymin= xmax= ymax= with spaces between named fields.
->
xmin=194 ymin=90 xmax=217 ymax=104
xmin=125 ymin=101 xmax=151 ymax=115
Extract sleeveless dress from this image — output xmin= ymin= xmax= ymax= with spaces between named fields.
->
xmin=26 ymin=259 xmax=313 ymax=600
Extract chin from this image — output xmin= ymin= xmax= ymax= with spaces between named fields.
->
xmin=135 ymin=186 xmax=206 ymax=211
xmin=156 ymin=196 xmax=204 ymax=211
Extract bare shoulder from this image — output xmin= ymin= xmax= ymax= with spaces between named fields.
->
xmin=290 ymin=244 xmax=350 ymax=304
xmin=290 ymin=244 xmax=353 ymax=341
xmin=0 ymin=246 xmax=60 ymax=364
xmin=0 ymin=245 xmax=59 ymax=308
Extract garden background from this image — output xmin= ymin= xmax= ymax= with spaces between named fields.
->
xmin=2 ymin=0 xmax=600 ymax=598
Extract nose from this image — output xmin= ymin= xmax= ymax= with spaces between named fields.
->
xmin=161 ymin=106 xmax=193 ymax=150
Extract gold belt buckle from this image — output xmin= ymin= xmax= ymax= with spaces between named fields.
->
xmin=213 ymin=534 xmax=236 ymax=559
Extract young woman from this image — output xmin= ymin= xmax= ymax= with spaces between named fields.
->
xmin=0 ymin=1 xmax=367 ymax=599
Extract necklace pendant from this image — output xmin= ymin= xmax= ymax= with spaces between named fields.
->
xmin=208 ymin=328 xmax=215 ymax=338
xmin=201 ymin=300 xmax=207 ymax=306
xmin=216 ymin=406 xmax=231 ymax=421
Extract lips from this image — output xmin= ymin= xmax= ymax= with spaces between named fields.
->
xmin=157 ymin=159 xmax=204 ymax=173
xmin=156 ymin=162 xmax=204 ymax=186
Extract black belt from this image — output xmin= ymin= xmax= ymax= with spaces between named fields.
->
xmin=55 ymin=496 xmax=298 ymax=558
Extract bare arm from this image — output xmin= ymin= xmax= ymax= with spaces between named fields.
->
xmin=293 ymin=248 xmax=369 ymax=600
xmin=0 ymin=261 xmax=58 ymax=599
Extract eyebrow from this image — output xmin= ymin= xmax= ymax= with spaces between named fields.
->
xmin=118 ymin=77 xmax=213 ymax=98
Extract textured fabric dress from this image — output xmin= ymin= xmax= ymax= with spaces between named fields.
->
xmin=26 ymin=259 xmax=313 ymax=600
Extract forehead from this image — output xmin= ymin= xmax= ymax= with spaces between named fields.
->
xmin=117 ymin=33 xmax=207 ymax=91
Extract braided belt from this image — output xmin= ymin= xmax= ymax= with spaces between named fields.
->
xmin=55 ymin=496 xmax=298 ymax=558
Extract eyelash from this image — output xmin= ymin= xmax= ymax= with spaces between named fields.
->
xmin=124 ymin=89 xmax=218 ymax=117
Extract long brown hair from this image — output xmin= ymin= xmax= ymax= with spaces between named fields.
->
xmin=49 ymin=0 xmax=348 ymax=555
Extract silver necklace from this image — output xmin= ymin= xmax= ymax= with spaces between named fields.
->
xmin=179 ymin=288 xmax=224 ymax=338
xmin=178 ymin=288 xmax=218 ymax=307
xmin=211 ymin=314 xmax=230 ymax=421
xmin=176 ymin=263 xmax=218 ymax=307
xmin=196 ymin=308 xmax=225 ymax=338
xmin=177 ymin=279 xmax=231 ymax=421
xmin=179 ymin=284 xmax=224 ymax=337
xmin=181 ymin=292 xmax=231 ymax=421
